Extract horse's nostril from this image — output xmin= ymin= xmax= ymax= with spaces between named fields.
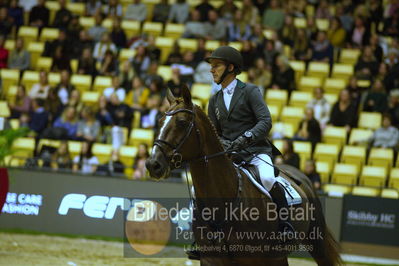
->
xmin=153 ymin=161 xmax=161 ymax=171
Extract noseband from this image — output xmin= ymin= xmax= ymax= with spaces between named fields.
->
xmin=153 ymin=108 xmax=199 ymax=169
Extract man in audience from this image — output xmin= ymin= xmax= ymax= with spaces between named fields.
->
xmin=8 ymin=37 xmax=30 ymax=71
xmin=125 ymin=0 xmax=147 ymax=22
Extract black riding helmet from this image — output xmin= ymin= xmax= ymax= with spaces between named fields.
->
xmin=205 ymin=46 xmax=243 ymax=85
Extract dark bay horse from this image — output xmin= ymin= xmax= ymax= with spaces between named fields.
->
xmin=146 ymin=86 xmax=342 ymax=266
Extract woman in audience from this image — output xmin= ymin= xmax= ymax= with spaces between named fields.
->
xmin=133 ymin=143 xmax=149 ymax=179
xmin=29 ymin=71 xmax=51 ymax=100
xmin=362 ymin=79 xmax=388 ymax=113
xmin=78 ymin=47 xmax=97 ymax=76
xmin=53 ymin=106 xmax=79 ymax=140
xmin=275 ymin=138 xmax=300 ymax=169
xmin=131 ymin=45 xmax=150 ymax=78
xmin=303 ymin=159 xmax=321 ymax=190
xmin=306 ymin=87 xmax=330 ymax=129
xmin=329 ymin=89 xmax=358 ymax=133
xmin=73 ymin=141 xmax=99 ymax=175
xmin=96 ymin=95 xmax=114 ymax=128
xmin=76 ymin=106 xmax=101 ymax=142
xmin=9 ymin=85 xmax=31 ymax=118
xmin=271 ymin=55 xmax=296 ymax=94
xmin=98 ymin=50 xmax=118 ymax=76
xmin=51 ymin=141 xmax=72 ymax=171
xmin=294 ymin=108 xmax=322 ymax=148
xmin=127 ymin=76 xmax=150 ymax=111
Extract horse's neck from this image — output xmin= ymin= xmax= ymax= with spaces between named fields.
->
xmin=189 ymin=107 xmax=238 ymax=199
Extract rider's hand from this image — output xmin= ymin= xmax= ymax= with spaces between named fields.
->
xmin=228 ymin=135 xmax=249 ymax=151
xmin=219 ymin=138 xmax=232 ymax=150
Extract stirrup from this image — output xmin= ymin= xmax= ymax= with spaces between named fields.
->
xmin=278 ymin=221 xmax=295 ymax=244
xmin=186 ymin=243 xmax=200 ymax=260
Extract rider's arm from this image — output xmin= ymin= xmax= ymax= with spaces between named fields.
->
xmin=247 ymin=86 xmax=272 ymax=141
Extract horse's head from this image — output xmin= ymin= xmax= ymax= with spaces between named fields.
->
xmin=146 ymin=85 xmax=199 ymax=179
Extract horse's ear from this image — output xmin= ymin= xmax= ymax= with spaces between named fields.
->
xmin=181 ymin=84 xmax=192 ymax=106
xmin=166 ymin=89 xmax=175 ymax=104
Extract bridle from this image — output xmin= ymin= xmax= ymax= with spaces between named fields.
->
xmin=153 ymin=108 xmax=200 ymax=169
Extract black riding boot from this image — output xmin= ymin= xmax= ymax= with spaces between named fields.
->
xmin=185 ymin=241 xmax=200 ymax=260
xmin=269 ymin=182 xmax=295 ymax=239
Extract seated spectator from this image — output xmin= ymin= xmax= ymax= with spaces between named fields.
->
xmin=51 ymin=46 xmax=72 ymax=72
xmin=362 ymin=79 xmax=388 ymax=113
xmin=108 ymin=93 xmax=133 ymax=128
xmin=72 ymin=30 xmax=94 ymax=59
xmin=327 ymin=17 xmax=346 ymax=48
xmin=85 ymin=0 xmax=101 ymax=16
xmin=53 ymin=0 xmax=72 ymax=29
xmin=96 ymin=95 xmax=114 ymax=128
xmin=306 ymin=87 xmax=330 ymax=129
xmin=303 ymin=159 xmax=321 ymax=190
xmin=131 ymin=45 xmax=150 ymax=78
xmin=53 ymin=106 xmax=78 ymax=139
xmin=127 ymin=76 xmax=150 ymax=110
xmin=383 ymin=9 xmax=399 ymax=37
xmin=167 ymin=67 xmax=185 ymax=97
xmin=194 ymin=51 xmax=213 ymax=84
xmin=294 ymin=108 xmax=322 ymax=148
xmin=9 ymin=85 xmax=31 ymax=118
xmin=204 ymin=10 xmax=226 ymax=41
xmin=0 ymin=7 xmax=13 ymax=37
xmin=104 ymin=76 xmax=126 ymax=103
xmin=29 ymin=0 xmax=49 ymax=27
xmin=98 ymin=50 xmax=118 ymax=76
xmin=369 ymin=34 xmax=383 ymax=63
xmin=315 ymin=0 xmax=332 ymax=19
xmin=262 ymin=39 xmax=279 ymax=66
xmin=349 ymin=16 xmax=370 ymax=48
xmin=195 ymin=0 xmax=214 ymax=22
xmin=76 ymin=106 xmax=101 ymax=142
xmin=141 ymin=94 xmax=162 ymax=129
xmin=355 ymin=46 xmax=379 ymax=80
xmin=67 ymin=15 xmax=83 ymax=43
xmin=103 ymin=0 xmax=122 ymax=18
xmin=43 ymin=29 xmax=71 ymax=57
xmin=271 ymin=55 xmax=296 ymax=94
xmin=66 ymin=89 xmax=83 ymax=114
xmin=242 ymin=0 xmax=260 ymax=27
xmin=329 ymin=89 xmax=357 ymax=133
xmin=54 ymin=70 xmax=76 ymax=106
xmin=133 ymin=143 xmax=149 ymax=179
xmin=262 ymin=0 xmax=285 ymax=31
xmin=166 ymin=41 xmax=183 ymax=65
xmin=111 ymin=18 xmax=126 ymax=49
xmin=88 ymin=13 xmax=107 ymax=42
xmin=125 ymin=0 xmax=147 ymax=22
xmin=241 ymin=40 xmax=257 ymax=71
xmin=218 ymin=0 xmax=237 ymax=22
xmin=171 ymin=51 xmax=195 ymax=85
xmin=142 ymin=61 xmax=163 ymax=88
xmin=292 ymin=29 xmax=311 ymax=62
xmin=73 ymin=141 xmax=99 ymax=175
xmin=8 ymin=37 xmax=30 ymax=70
xmin=146 ymin=35 xmax=161 ymax=62
xmin=51 ymin=141 xmax=72 ymax=171
xmin=193 ymin=38 xmax=206 ymax=67
xmin=29 ymin=71 xmax=51 ymax=100
xmin=248 ymin=57 xmax=272 ymax=94
xmin=227 ymin=9 xmax=252 ymax=42
xmin=148 ymin=78 xmax=164 ymax=97
xmin=275 ymin=138 xmax=300 ymax=169
xmin=78 ymin=47 xmax=97 ymax=76
xmin=152 ymin=0 xmax=170 ymax=23
xmin=119 ymin=61 xmax=136 ymax=92
xmin=310 ymin=31 xmax=334 ymax=65
xmin=168 ymin=0 xmax=189 ymax=24
xmin=28 ymin=98 xmax=49 ymax=137
xmin=251 ymin=23 xmax=267 ymax=53
xmin=8 ymin=0 xmax=24 ymax=29
xmin=388 ymin=89 xmax=399 ymax=128
xmin=45 ymin=87 xmax=63 ymax=124
xmin=93 ymin=32 xmax=117 ymax=62
xmin=97 ymin=149 xmax=125 ymax=176
xmin=0 ymin=35 xmax=8 ymax=69
xmin=280 ymin=15 xmax=296 ymax=47
xmin=182 ymin=10 xmax=206 ymax=39
xmin=346 ymin=76 xmax=363 ymax=109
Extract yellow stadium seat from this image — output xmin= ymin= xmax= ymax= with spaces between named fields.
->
xmin=67 ymin=2 xmax=85 ymax=15
xmin=1 ymin=69 xmax=20 ymax=97
xmin=352 ymin=186 xmax=380 ymax=197
xmin=71 ymin=74 xmax=92 ymax=92
xmin=271 ymin=122 xmax=295 ymax=138
xmin=205 ymin=40 xmax=220 ymax=51
xmin=316 ymin=19 xmax=329 ymax=31
xmin=129 ymin=128 xmax=154 ymax=147
xmin=36 ymin=57 xmax=53 ymax=71
xmin=324 ymin=93 xmax=338 ymax=106
xmin=9 ymin=119 xmax=20 ymax=129
xmin=164 ymin=23 xmax=185 ymax=39
xmin=357 ymin=79 xmax=371 ymax=89
xmin=348 ymin=128 xmax=373 ymax=145
xmin=262 ymin=29 xmax=275 ymax=39
xmin=155 ymin=36 xmax=174 ymax=63
xmin=37 ymin=139 xmax=61 ymax=153
xmin=332 ymin=163 xmax=358 ymax=185
xmin=82 ymin=91 xmax=100 ymax=106
xmin=142 ymin=22 xmax=163 ymax=36
xmin=289 ymin=91 xmax=312 ymax=108
xmin=40 ymin=27 xmax=59 ymax=42
xmin=192 ymin=99 xmax=203 ymax=109
xmin=316 ymin=161 xmax=330 ymax=183
xmin=298 ymin=76 xmax=322 ymax=92
xmin=323 ymin=78 xmax=346 ymax=94
xmin=293 ymin=141 xmax=312 ymax=170
xmin=48 ymin=72 xmax=60 ymax=86
xmin=11 ymin=137 xmax=35 ymax=164
xmin=265 ymin=89 xmax=288 ymax=110
xmin=119 ymin=145 xmax=138 ymax=175
xmin=381 ymin=188 xmax=399 ymax=199
xmin=119 ymin=48 xmax=136 ymax=62
xmin=268 ymin=105 xmax=280 ymax=122
xmin=7 ymin=85 xmax=18 ymax=102
xmin=93 ymin=76 xmax=112 ymax=92
xmin=0 ymin=101 xmax=10 ymax=117
xmin=79 ymin=16 xmax=95 ymax=29
xmin=323 ymin=126 xmax=347 ymax=147
xmin=228 ymin=42 xmax=242 ymax=51
xmin=45 ymin=1 xmax=60 ymax=24
xmin=272 ymin=139 xmax=283 ymax=152
xmin=132 ymin=111 xmax=141 ymax=129
xmin=191 ymin=83 xmax=212 ymax=105
xmin=237 ymin=72 xmax=248 ymax=82
xmin=307 ymin=62 xmax=330 ymax=80
xmin=122 ymin=20 xmax=140 ymax=39
xmin=102 ymin=18 xmax=113 ymax=30
xmin=313 ymin=143 xmax=340 ymax=170
xmin=92 ymin=143 xmax=113 ymax=164
xmin=157 ymin=65 xmax=172 ymax=81
xmin=294 ymin=17 xmax=307 ymax=28
xmin=68 ymin=141 xmax=82 ymax=159
xmin=360 ymin=165 xmax=387 ymax=187
xmin=389 ymin=168 xmax=399 ymax=189
xmin=368 ymin=148 xmax=394 ymax=170
xmin=21 ymin=70 xmax=39 ymax=91
xmin=341 ymin=145 xmax=366 ymax=172
xmin=18 ymin=26 xmax=39 ymax=46
xmin=289 ymin=60 xmax=306 ymax=83
xmin=71 ymin=59 xmax=78 ymax=73
xmin=358 ymin=112 xmax=382 ymax=130
xmin=5 ymin=39 xmax=15 ymax=50
xmin=340 ymin=48 xmax=361 ymax=65
xmin=178 ymin=38 xmax=198 ymax=51
xmin=280 ymin=106 xmax=304 ymax=131
xmin=323 ymin=184 xmax=352 ymax=197
xmin=331 ymin=64 xmax=354 ymax=80
xmin=27 ymin=42 xmax=45 ymax=69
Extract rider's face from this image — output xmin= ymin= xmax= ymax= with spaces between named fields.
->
xmin=209 ymin=59 xmax=227 ymax=84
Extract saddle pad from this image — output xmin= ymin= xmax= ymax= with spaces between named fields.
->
xmin=239 ymin=167 xmax=302 ymax=206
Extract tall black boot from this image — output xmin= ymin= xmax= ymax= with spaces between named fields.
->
xmin=185 ymin=241 xmax=200 ymax=260
xmin=269 ymin=182 xmax=295 ymax=237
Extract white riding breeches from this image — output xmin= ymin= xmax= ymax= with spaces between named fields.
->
xmin=250 ymin=154 xmax=277 ymax=191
